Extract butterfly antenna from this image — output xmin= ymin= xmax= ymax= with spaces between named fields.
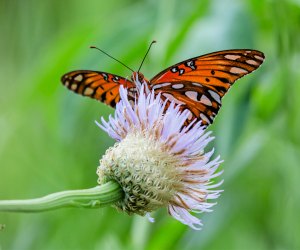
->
xmin=137 ymin=40 xmax=156 ymax=73
xmin=90 ymin=46 xmax=134 ymax=72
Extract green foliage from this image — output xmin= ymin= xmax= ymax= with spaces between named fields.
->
xmin=0 ymin=0 xmax=300 ymax=249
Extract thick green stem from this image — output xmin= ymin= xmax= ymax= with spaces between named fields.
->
xmin=0 ymin=181 xmax=123 ymax=213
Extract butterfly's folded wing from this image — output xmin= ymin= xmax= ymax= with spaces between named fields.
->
xmin=61 ymin=70 xmax=136 ymax=108
xmin=150 ymin=49 xmax=265 ymax=127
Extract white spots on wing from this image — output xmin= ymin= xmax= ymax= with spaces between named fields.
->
xmin=200 ymin=95 xmax=212 ymax=106
xmin=102 ymin=73 xmax=108 ymax=80
xmin=192 ymin=82 xmax=203 ymax=87
xmin=170 ymin=67 xmax=185 ymax=75
xmin=112 ymin=76 xmax=120 ymax=82
xmin=64 ymin=80 xmax=70 ymax=87
xmin=186 ymin=60 xmax=193 ymax=66
xmin=185 ymin=91 xmax=213 ymax=105
xmin=152 ymin=82 xmax=171 ymax=90
xmin=230 ymin=67 xmax=248 ymax=74
xmin=186 ymin=110 xmax=193 ymax=120
xmin=162 ymin=93 xmax=185 ymax=105
xmin=172 ymin=83 xmax=184 ymax=89
xmin=74 ymin=74 xmax=83 ymax=81
xmin=254 ymin=55 xmax=264 ymax=61
xmin=200 ymin=113 xmax=210 ymax=124
xmin=171 ymin=67 xmax=177 ymax=73
xmin=246 ymin=59 xmax=259 ymax=66
xmin=71 ymin=84 xmax=77 ymax=90
xmin=208 ymin=90 xmax=221 ymax=104
xmin=84 ymin=87 xmax=94 ymax=95
xmin=225 ymin=55 xmax=241 ymax=60
xmin=210 ymin=112 xmax=217 ymax=121
xmin=246 ymin=50 xmax=252 ymax=53
xmin=186 ymin=60 xmax=196 ymax=70
xmin=185 ymin=91 xmax=199 ymax=102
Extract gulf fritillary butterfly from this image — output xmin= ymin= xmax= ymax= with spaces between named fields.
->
xmin=61 ymin=43 xmax=264 ymax=127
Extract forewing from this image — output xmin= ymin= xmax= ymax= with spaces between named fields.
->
xmin=61 ymin=70 xmax=136 ymax=108
xmin=150 ymin=49 xmax=265 ymax=127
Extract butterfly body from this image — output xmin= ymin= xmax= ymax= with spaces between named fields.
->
xmin=61 ymin=49 xmax=265 ymax=127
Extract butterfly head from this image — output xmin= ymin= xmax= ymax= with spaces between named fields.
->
xmin=131 ymin=72 xmax=148 ymax=84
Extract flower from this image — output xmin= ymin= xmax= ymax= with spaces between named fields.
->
xmin=96 ymin=82 xmax=223 ymax=230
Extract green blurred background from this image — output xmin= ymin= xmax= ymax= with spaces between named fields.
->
xmin=0 ymin=0 xmax=300 ymax=249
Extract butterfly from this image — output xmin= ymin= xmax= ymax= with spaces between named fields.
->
xmin=61 ymin=44 xmax=264 ymax=128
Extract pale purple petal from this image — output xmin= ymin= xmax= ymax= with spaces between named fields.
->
xmin=97 ymin=82 xmax=223 ymax=230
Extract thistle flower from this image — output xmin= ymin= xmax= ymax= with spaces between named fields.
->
xmin=0 ymin=82 xmax=223 ymax=230
xmin=97 ymin=83 xmax=223 ymax=230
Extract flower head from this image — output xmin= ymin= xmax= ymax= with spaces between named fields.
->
xmin=96 ymin=83 xmax=223 ymax=230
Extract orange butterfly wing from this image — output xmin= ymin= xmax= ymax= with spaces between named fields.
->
xmin=150 ymin=49 xmax=265 ymax=126
xmin=61 ymin=70 xmax=136 ymax=108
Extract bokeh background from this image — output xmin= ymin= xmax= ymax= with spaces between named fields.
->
xmin=1 ymin=0 xmax=300 ymax=249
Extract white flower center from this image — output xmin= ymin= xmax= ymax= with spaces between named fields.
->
xmin=97 ymin=131 xmax=184 ymax=215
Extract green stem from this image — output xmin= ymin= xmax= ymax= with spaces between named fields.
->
xmin=0 ymin=181 xmax=123 ymax=213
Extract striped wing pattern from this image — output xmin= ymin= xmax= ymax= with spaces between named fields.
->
xmin=61 ymin=49 xmax=265 ymax=127
xmin=61 ymin=70 xmax=136 ymax=108
xmin=150 ymin=49 xmax=265 ymax=126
